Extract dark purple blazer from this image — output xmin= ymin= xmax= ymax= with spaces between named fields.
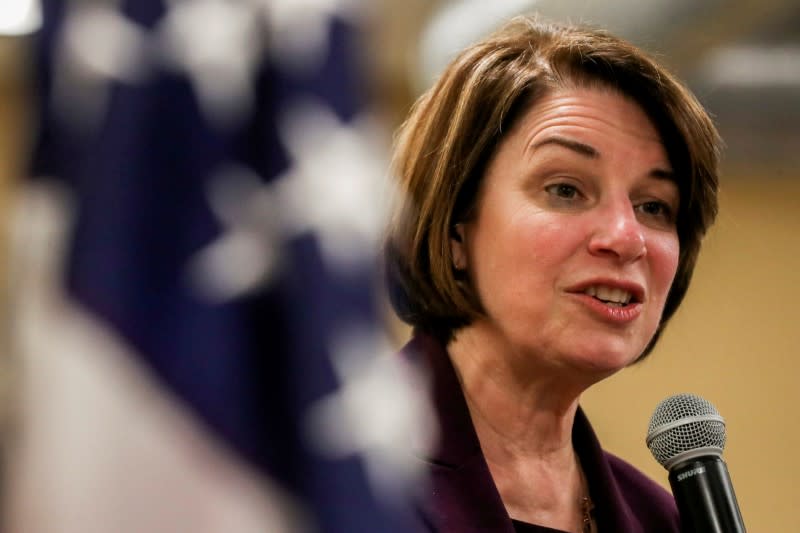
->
xmin=401 ymin=333 xmax=680 ymax=533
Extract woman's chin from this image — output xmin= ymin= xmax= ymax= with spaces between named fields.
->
xmin=562 ymin=340 xmax=645 ymax=377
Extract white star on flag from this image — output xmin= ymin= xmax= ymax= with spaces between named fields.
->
xmin=187 ymin=99 xmax=390 ymax=302
xmin=257 ymin=0 xmax=365 ymax=73
xmin=304 ymin=324 xmax=436 ymax=504
xmin=53 ymin=1 xmax=150 ymax=128
xmin=186 ymin=164 xmax=284 ymax=301
xmin=157 ymin=0 xmax=266 ymax=127
xmin=275 ymin=99 xmax=391 ymax=275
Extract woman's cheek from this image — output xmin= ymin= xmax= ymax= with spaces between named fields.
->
xmin=650 ymin=232 xmax=680 ymax=304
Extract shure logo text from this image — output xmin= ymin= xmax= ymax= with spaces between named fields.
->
xmin=677 ymin=466 xmax=706 ymax=482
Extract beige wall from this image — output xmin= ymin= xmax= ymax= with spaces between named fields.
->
xmin=583 ymin=173 xmax=800 ymax=532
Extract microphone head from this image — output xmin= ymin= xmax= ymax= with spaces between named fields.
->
xmin=646 ymin=393 xmax=727 ymax=470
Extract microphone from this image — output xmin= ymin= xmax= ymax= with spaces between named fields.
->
xmin=646 ymin=393 xmax=745 ymax=533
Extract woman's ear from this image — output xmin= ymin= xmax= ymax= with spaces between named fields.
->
xmin=450 ymin=223 xmax=468 ymax=271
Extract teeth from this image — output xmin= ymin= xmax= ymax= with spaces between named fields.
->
xmin=583 ymin=285 xmax=632 ymax=304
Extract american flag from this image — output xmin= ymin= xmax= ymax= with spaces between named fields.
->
xmin=7 ymin=0 xmax=431 ymax=531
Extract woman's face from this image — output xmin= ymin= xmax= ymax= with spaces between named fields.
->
xmin=451 ymin=87 xmax=679 ymax=376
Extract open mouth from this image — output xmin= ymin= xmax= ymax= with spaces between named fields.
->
xmin=582 ymin=285 xmax=639 ymax=307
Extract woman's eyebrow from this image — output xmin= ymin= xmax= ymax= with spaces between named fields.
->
xmin=650 ymin=168 xmax=675 ymax=181
xmin=529 ymin=135 xmax=599 ymax=158
xmin=530 ymin=135 xmax=675 ymax=180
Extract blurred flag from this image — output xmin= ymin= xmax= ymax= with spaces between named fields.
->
xmin=6 ymin=1 xmax=431 ymax=532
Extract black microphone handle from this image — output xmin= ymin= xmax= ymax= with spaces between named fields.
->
xmin=668 ymin=455 xmax=745 ymax=533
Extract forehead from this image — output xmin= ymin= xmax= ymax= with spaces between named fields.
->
xmin=511 ymin=87 xmax=665 ymax=151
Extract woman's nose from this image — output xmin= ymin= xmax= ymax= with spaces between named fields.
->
xmin=588 ymin=200 xmax=647 ymax=263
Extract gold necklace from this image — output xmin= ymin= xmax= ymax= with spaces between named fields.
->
xmin=580 ymin=495 xmax=596 ymax=533
xmin=577 ymin=457 xmax=596 ymax=533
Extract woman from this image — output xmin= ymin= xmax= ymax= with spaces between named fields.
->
xmin=384 ymin=16 xmax=720 ymax=533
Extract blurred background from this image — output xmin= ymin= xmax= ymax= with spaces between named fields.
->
xmin=1 ymin=0 xmax=799 ymax=531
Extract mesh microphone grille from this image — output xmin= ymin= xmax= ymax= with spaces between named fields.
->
xmin=646 ymin=393 xmax=726 ymax=468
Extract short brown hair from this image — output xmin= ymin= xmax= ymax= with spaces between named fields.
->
xmin=384 ymin=16 xmax=720 ymax=358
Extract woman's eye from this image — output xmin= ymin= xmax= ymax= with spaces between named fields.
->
xmin=636 ymin=200 xmax=674 ymax=223
xmin=545 ymin=183 xmax=580 ymax=200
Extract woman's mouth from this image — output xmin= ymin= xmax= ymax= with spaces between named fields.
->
xmin=582 ymin=285 xmax=635 ymax=307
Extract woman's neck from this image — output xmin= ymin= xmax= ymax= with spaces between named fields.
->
xmin=447 ymin=321 xmax=587 ymax=449
xmin=447 ymin=322 xmax=591 ymax=532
